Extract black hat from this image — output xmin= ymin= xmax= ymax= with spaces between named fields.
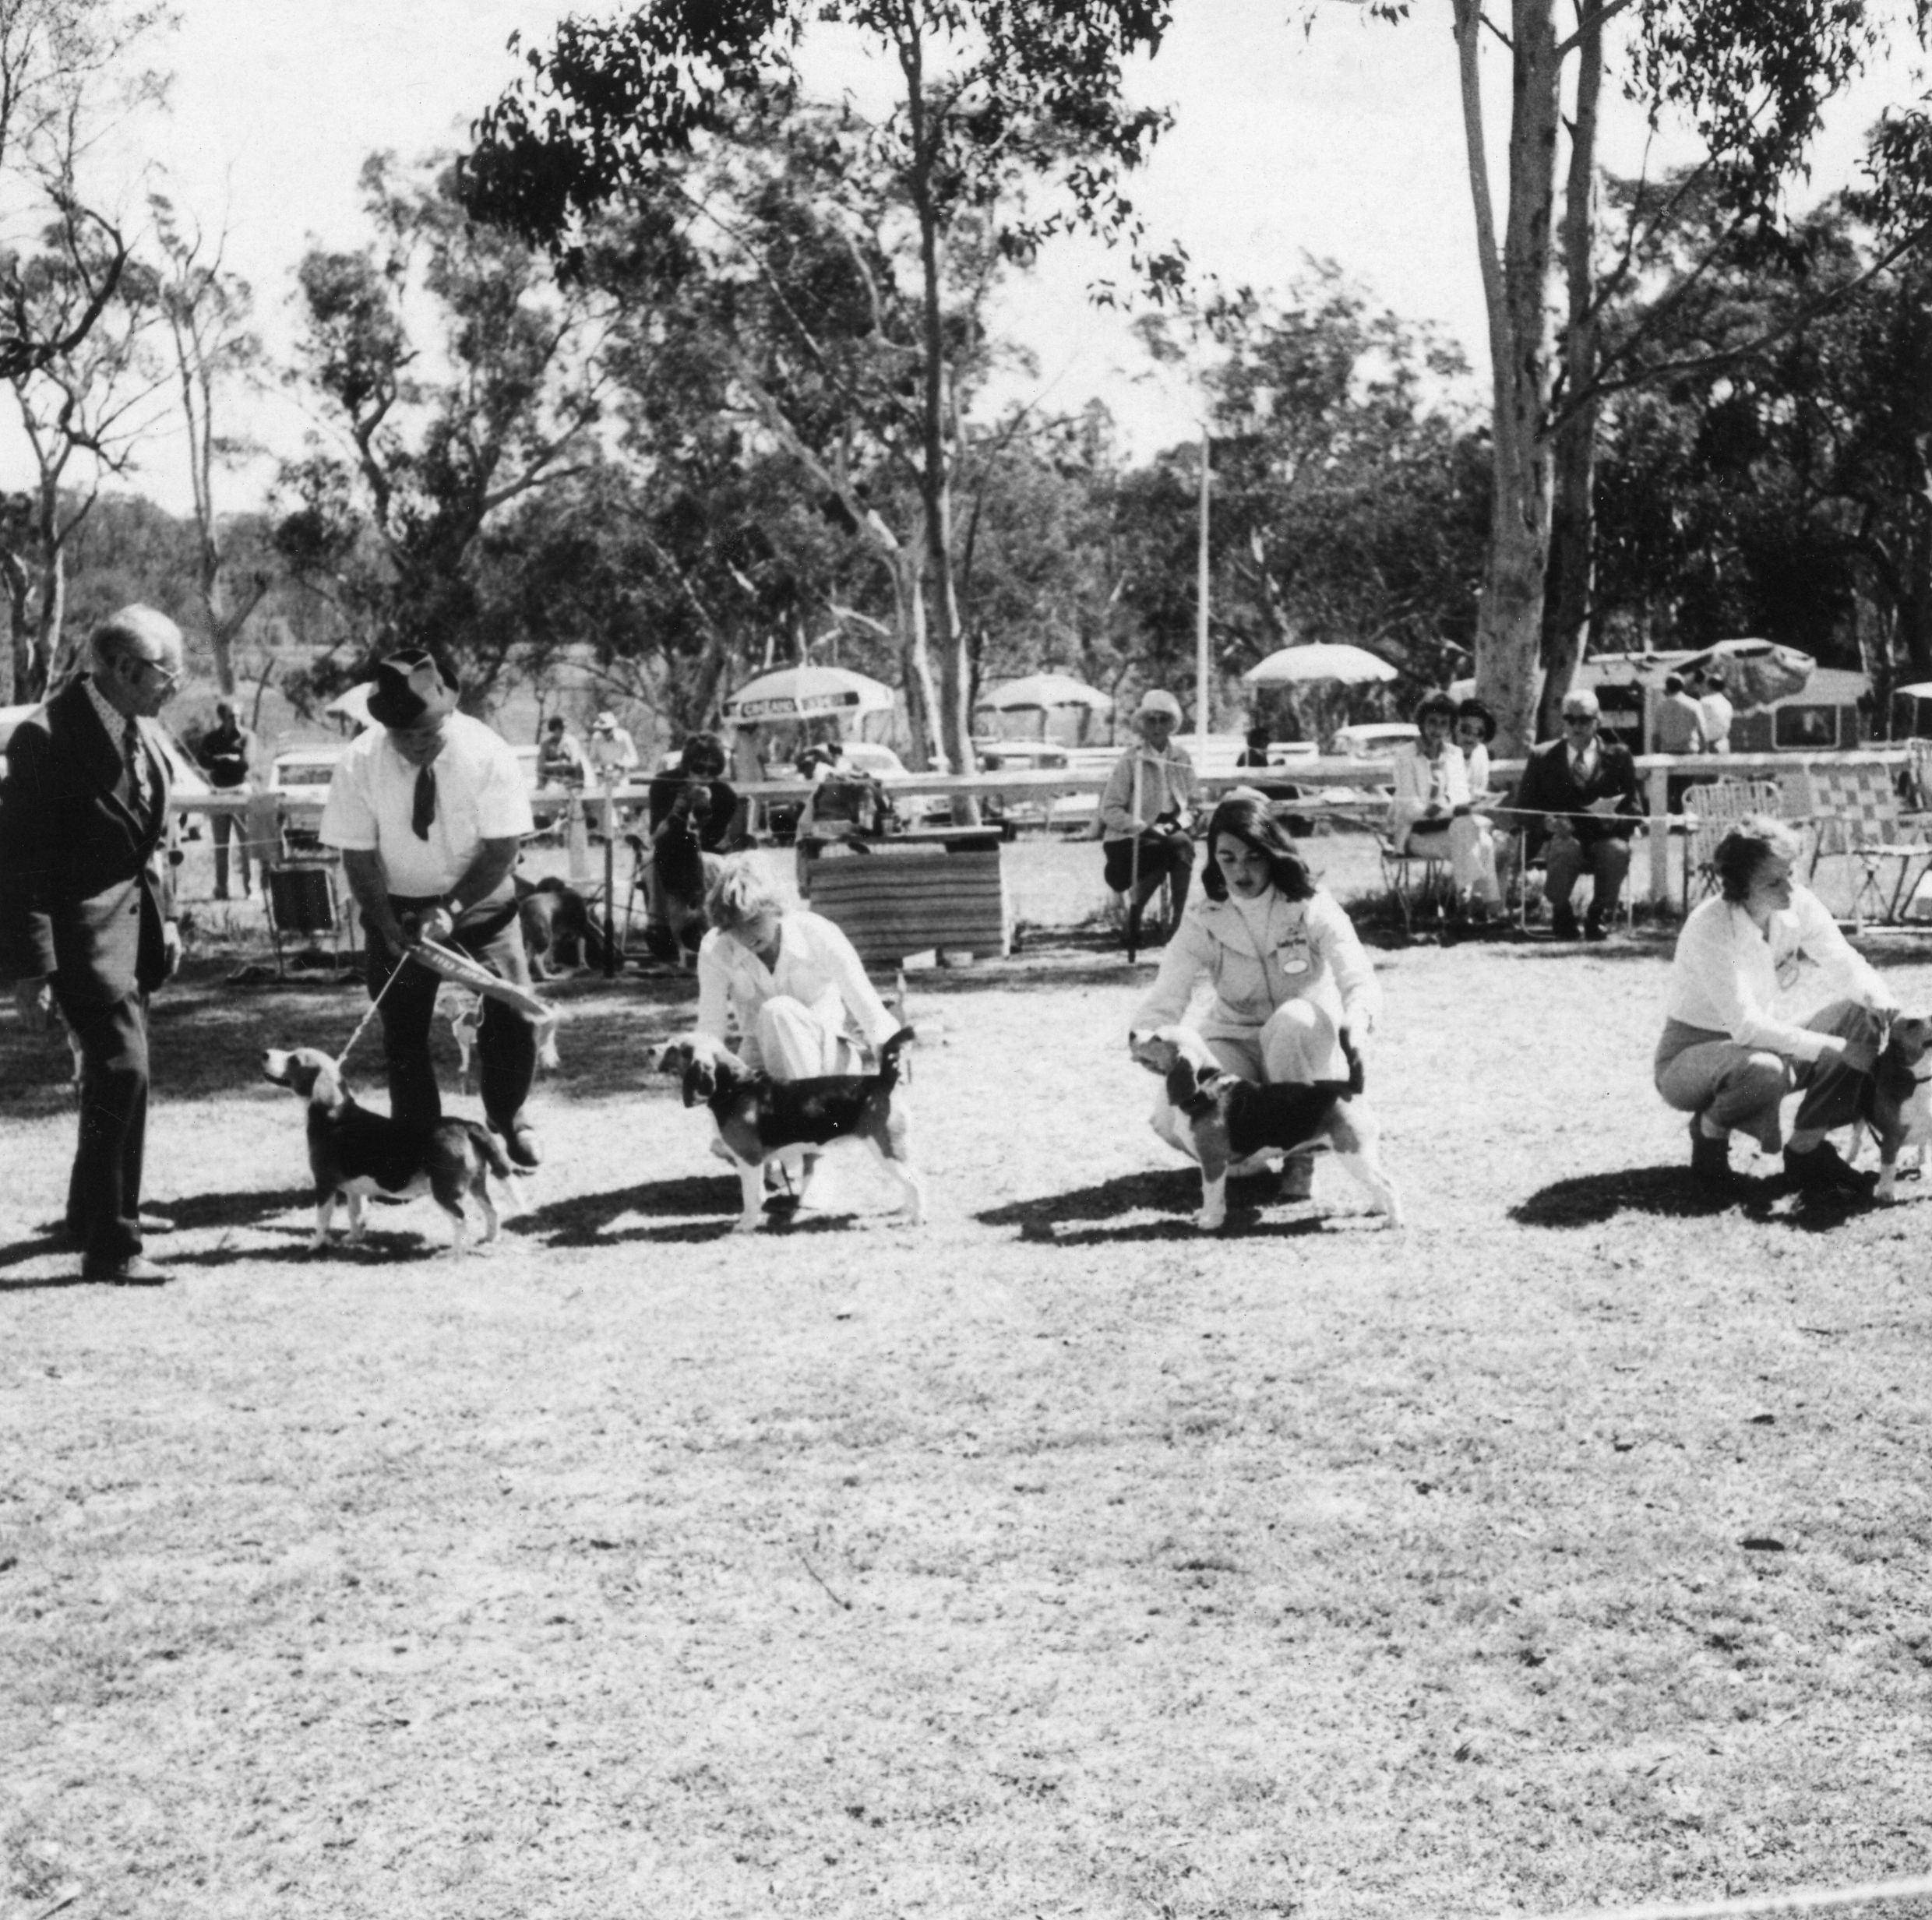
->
xmin=366 ymin=649 xmax=458 ymax=729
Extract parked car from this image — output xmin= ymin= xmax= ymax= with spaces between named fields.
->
xmin=1330 ymin=722 xmax=1420 ymax=760
xmin=0 ymin=702 xmax=210 ymax=835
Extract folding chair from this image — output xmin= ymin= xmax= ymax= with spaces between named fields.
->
xmin=1377 ymin=835 xmax=1454 ymax=938
xmin=1803 ymin=759 xmax=1932 ymax=928
xmin=1679 ymin=778 xmax=1786 ymax=911
xmin=262 ymin=861 xmax=350 ymax=978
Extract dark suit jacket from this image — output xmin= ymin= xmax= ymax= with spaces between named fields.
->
xmin=0 ymin=679 xmax=174 ymax=1006
xmin=1506 ymin=736 xmax=1642 ymax=856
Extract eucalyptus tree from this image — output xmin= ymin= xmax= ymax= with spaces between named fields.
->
xmin=464 ymin=0 xmax=1179 ymax=803
xmin=276 ymin=152 xmax=614 ymax=708
xmin=1351 ymin=0 xmax=1916 ymax=745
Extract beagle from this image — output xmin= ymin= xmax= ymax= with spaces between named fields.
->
xmin=1857 ymin=1012 xmax=1932 ymax=1203
xmin=439 ymin=988 xmax=485 ymax=1092
xmin=1129 ymin=1023 xmax=1403 ymax=1231
xmin=263 ymin=1045 xmax=520 ymax=1257
xmin=654 ymin=1027 xmax=925 ymax=1233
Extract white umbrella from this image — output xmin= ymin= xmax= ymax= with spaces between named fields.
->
xmin=721 ymin=664 xmax=896 ymax=724
xmin=1243 ymin=643 xmax=1398 ymax=687
xmin=1676 ymin=638 xmax=1813 ymax=710
xmin=975 ymin=672 xmax=1113 ymax=714
xmin=1895 ymin=682 xmax=1932 ymax=702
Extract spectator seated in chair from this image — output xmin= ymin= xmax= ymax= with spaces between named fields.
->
xmin=1502 ymin=687 xmax=1641 ymax=941
xmin=1101 ymin=689 xmax=1200 ymax=944
xmin=642 ymin=731 xmax=739 ymax=965
xmin=1387 ymin=689 xmax=1503 ymax=925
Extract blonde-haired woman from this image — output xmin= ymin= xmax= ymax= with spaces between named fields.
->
xmin=693 ymin=856 xmax=901 ymax=1080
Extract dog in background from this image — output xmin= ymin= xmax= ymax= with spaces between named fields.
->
xmin=262 ymin=1045 xmax=521 ymax=1256
xmin=1856 ymin=1011 xmax=1932 ymax=1203
xmin=516 ymin=875 xmax=601 ymax=978
xmin=652 ymin=1028 xmax=925 ymax=1233
xmin=1129 ymin=1023 xmax=1402 ymax=1231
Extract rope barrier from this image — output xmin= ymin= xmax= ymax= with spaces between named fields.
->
xmin=1536 ymin=1871 xmax=1932 ymax=1920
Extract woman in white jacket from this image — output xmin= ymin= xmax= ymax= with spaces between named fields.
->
xmin=1129 ymin=793 xmax=1383 ymax=1202
xmin=1387 ymin=689 xmax=1502 ymax=921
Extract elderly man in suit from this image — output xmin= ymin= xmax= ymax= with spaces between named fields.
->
xmin=0 ymin=607 xmax=186 ymax=1284
xmin=1508 ymin=686 xmax=1643 ymax=942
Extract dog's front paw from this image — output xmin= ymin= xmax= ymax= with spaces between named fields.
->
xmin=1192 ymin=1208 xmax=1227 ymax=1231
xmin=732 ymin=1214 xmax=765 ymax=1235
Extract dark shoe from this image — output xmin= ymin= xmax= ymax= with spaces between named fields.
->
xmin=81 ymin=1254 xmax=171 ymax=1286
xmin=642 ymin=920 xmax=680 ymax=965
xmin=1782 ymin=1141 xmax=1877 ymax=1199
xmin=491 ymin=1118 xmax=543 ymax=1169
xmin=1688 ymin=1116 xmax=1736 ymax=1187
xmin=1583 ymin=914 xmax=1608 ymax=942
xmin=1551 ymin=908 xmax=1581 ymax=941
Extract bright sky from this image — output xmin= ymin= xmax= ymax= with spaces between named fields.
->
xmin=3 ymin=0 xmax=1923 ymax=517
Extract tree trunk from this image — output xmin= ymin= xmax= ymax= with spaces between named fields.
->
xmin=902 ymin=23 xmax=980 ymax=820
xmin=34 ymin=527 xmax=68 ymax=696
xmin=1538 ymin=1 xmax=1603 ymax=740
xmin=1458 ymin=0 xmax=1564 ymax=754
xmin=890 ymin=548 xmax=942 ymax=772
xmin=0 ymin=549 xmax=26 ymax=703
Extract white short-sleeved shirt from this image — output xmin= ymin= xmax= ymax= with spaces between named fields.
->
xmin=319 ymin=713 xmax=534 ymax=897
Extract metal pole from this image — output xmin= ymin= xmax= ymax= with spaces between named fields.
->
xmin=1126 ymin=750 xmax=1144 ymax=964
xmin=1197 ymin=425 xmax=1211 ymax=760
xmin=602 ymin=775 xmax=618 ymax=978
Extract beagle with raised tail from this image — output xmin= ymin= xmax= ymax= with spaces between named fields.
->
xmin=654 ymin=1027 xmax=926 ymax=1233
xmin=263 ymin=1046 xmax=520 ymax=1256
xmin=1130 ymin=1023 xmax=1402 ymax=1231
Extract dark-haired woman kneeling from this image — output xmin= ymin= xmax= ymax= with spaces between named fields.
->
xmin=1128 ymin=794 xmax=1382 ymax=1203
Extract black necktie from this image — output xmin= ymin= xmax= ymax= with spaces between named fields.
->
xmin=412 ymin=765 xmax=436 ymax=840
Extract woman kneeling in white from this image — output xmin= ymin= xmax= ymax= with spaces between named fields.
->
xmin=694 ymin=858 xmax=903 ymax=1200
xmin=1656 ymin=817 xmax=1892 ymax=1197
xmin=1130 ymin=793 xmax=1382 ymax=1201
xmin=696 ymin=856 xmax=900 ymax=1076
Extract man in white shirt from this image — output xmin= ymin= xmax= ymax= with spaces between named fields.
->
xmin=319 ymin=648 xmax=544 ymax=1166
xmin=1697 ymin=671 xmax=1735 ymax=754
xmin=1100 ymin=689 xmax=1200 ymax=942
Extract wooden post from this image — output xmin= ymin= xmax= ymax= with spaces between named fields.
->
xmin=1648 ymin=763 xmax=1670 ymax=905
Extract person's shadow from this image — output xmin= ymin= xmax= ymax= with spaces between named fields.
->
xmin=0 ymin=1186 xmax=316 ymax=1288
xmin=1507 ymin=1163 xmax=1915 ymax=1231
xmin=976 ymin=1169 xmax=1375 ymax=1244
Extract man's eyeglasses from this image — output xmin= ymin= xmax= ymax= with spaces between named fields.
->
xmin=1561 ymin=711 xmax=1596 ymax=726
xmin=126 ymin=655 xmax=180 ymax=691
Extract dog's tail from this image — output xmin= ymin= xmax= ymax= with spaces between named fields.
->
xmin=1338 ymin=1027 xmax=1365 ymax=1096
xmin=876 ymin=1024 xmax=917 ymax=1089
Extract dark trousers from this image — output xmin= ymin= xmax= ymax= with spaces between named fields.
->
xmin=1103 ymin=830 xmax=1196 ymax=901
xmin=366 ymin=897 xmax=536 ymax=1133
xmin=57 ymin=988 xmax=150 ymax=1263
xmin=210 ymin=808 xmax=251 ymax=898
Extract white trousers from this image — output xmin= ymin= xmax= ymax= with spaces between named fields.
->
xmin=1401 ymin=814 xmax=1502 ymax=905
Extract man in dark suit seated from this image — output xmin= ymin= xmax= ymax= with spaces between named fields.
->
xmin=1507 ymin=687 xmax=1641 ymax=941
xmin=0 ymin=607 xmax=187 ymax=1284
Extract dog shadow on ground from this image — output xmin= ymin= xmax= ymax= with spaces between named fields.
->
xmin=977 ymin=1169 xmax=1373 ymax=1245
xmin=517 ymin=1174 xmax=789 ymax=1246
xmin=1510 ymin=1163 xmax=1923 ymax=1231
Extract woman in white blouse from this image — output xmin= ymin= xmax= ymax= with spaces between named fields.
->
xmin=694 ymin=857 xmax=901 ymax=1080
xmin=1388 ymin=690 xmax=1502 ymax=921
xmin=1130 ymin=793 xmax=1382 ymax=1203
xmin=1657 ymin=817 xmax=1892 ymax=1196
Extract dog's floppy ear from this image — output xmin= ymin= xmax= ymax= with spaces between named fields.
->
xmin=680 ymin=1058 xmax=710 ymax=1108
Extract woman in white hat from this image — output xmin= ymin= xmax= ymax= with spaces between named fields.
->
xmin=1099 ymin=689 xmax=1200 ymax=941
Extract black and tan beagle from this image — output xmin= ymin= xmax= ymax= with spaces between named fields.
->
xmin=1130 ymin=1023 xmax=1402 ymax=1231
xmin=263 ymin=1046 xmax=519 ymax=1256
xmin=654 ymin=1027 xmax=925 ymax=1233
xmin=1857 ymin=1012 xmax=1932 ymax=1203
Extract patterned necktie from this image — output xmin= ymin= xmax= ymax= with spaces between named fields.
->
xmin=125 ymin=722 xmax=146 ymax=809
xmin=411 ymin=765 xmax=437 ymax=840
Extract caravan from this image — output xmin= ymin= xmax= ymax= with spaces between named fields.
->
xmin=1572 ymin=646 xmax=1870 ymax=756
